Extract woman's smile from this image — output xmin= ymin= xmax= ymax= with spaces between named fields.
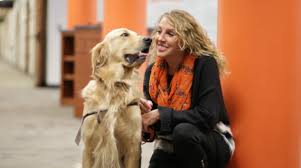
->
xmin=157 ymin=43 xmax=168 ymax=52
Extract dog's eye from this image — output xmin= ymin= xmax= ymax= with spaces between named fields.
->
xmin=121 ymin=32 xmax=129 ymax=37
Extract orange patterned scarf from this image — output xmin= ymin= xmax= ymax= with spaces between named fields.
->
xmin=149 ymin=54 xmax=196 ymax=111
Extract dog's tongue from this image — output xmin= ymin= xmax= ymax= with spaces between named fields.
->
xmin=139 ymin=51 xmax=149 ymax=58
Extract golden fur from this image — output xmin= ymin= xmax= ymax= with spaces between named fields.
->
xmin=80 ymin=28 xmax=150 ymax=168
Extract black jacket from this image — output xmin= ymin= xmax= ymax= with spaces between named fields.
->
xmin=143 ymin=56 xmax=230 ymax=135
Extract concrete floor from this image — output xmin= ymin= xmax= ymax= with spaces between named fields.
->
xmin=0 ymin=60 xmax=154 ymax=168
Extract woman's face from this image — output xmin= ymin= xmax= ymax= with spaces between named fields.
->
xmin=155 ymin=17 xmax=182 ymax=58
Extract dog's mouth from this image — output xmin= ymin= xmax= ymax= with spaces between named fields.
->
xmin=124 ymin=52 xmax=147 ymax=65
xmin=124 ymin=38 xmax=152 ymax=66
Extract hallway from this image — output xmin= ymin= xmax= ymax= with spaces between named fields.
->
xmin=0 ymin=60 xmax=153 ymax=168
xmin=0 ymin=60 xmax=81 ymax=167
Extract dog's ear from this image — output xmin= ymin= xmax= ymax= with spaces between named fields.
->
xmin=91 ymin=42 xmax=110 ymax=78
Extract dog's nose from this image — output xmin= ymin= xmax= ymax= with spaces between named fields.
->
xmin=143 ymin=37 xmax=152 ymax=44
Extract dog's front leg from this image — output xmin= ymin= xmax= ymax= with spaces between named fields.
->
xmin=124 ymin=142 xmax=141 ymax=168
xmin=82 ymin=147 xmax=94 ymax=168
xmin=122 ymin=106 xmax=142 ymax=168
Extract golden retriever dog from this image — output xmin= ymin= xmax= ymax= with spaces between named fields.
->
xmin=75 ymin=28 xmax=151 ymax=168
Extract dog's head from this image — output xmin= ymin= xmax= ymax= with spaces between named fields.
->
xmin=91 ymin=28 xmax=152 ymax=81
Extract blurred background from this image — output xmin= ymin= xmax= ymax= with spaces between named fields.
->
xmin=0 ymin=0 xmax=300 ymax=168
xmin=0 ymin=0 xmax=217 ymax=87
xmin=0 ymin=0 xmax=217 ymax=167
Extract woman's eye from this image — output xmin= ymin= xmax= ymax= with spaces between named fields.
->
xmin=167 ymin=32 xmax=175 ymax=36
xmin=121 ymin=32 xmax=129 ymax=37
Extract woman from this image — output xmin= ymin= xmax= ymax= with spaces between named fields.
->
xmin=139 ymin=10 xmax=234 ymax=168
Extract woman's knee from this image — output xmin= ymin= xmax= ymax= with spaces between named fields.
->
xmin=172 ymin=123 xmax=202 ymax=144
xmin=172 ymin=123 xmax=208 ymax=167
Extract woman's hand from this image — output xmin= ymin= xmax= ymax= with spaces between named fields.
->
xmin=139 ymin=98 xmax=153 ymax=114
xmin=142 ymin=109 xmax=160 ymax=132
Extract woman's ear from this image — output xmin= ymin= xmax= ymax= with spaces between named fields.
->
xmin=91 ymin=42 xmax=110 ymax=78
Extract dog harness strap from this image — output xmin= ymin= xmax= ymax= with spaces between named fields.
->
xmin=74 ymin=101 xmax=136 ymax=146
xmin=97 ymin=109 xmax=108 ymax=123
xmin=75 ymin=112 xmax=97 ymax=145
xmin=75 ymin=110 xmax=107 ymax=146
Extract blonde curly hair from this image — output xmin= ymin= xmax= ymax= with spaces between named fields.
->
xmin=149 ymin=9 xmax=228 ymax=75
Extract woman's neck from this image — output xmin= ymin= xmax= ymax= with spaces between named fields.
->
xmin=165 ymin=52 xmax=185 ymax=75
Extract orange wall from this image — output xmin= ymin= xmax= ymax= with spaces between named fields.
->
xmin=67 ymin=0 xmax=97 ymax=29
xmin=218 ymin=0 xmax=300 ymax=168
xmin=103 ymin=0 xmax=147 ymax=35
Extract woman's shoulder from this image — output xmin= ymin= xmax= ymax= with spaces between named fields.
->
xmin=196 ymin=55 xmax=217 ymax=65
xmin=195 ymin=55 xmax=218 ymax=72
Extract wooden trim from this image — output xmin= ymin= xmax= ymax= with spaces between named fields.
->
xmin=24 ymin=0 xmax=30 ymax=73
xmin=35 ymin=0 xmax=47 ymax=86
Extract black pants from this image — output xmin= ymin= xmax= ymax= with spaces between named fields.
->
xmin=149 ymin=123 xmax=230 ymax=168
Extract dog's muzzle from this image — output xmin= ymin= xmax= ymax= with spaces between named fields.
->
xmin=124 ymin=37 xmax=152 ymax=65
